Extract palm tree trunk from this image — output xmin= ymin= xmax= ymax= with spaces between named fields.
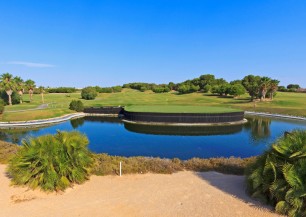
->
xmin=18 ymin=91 xmax=23 ymax=104
xmin=41 ymin=93 xmax=44 ymax=103
xmin=29 ymin=89 xmax=33 ymax=102
xmin=6 ymin=90 xmax=13 ymax=106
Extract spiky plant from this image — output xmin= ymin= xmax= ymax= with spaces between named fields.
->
xmin=246 ymin=130 xmax=306 ymax=217
xmin=8 ymin=131 xmax=94 ymax=192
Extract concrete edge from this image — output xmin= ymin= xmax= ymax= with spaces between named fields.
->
xmin=0 ymin=113 xmax=118 ymax=129
xmin=245 ymin=111 xmax=306 ymax=121
xmin=122 ymin=118 xmax=248 ymax=126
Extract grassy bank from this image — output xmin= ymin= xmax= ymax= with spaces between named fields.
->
xmin=1 ymin=89 xmax=306 ymax=121
xmin=0 ymin=141 xmax=255 ymax=175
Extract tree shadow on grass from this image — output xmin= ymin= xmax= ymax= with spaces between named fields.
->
xmin=194 ymin=172 xmax=275 ymax=212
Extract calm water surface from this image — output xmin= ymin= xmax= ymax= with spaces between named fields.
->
xmin=1 ymin=116 xmax=306 ymax=160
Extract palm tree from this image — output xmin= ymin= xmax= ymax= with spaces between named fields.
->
xmin=25 ymin=79 xmax=36 ymax=102
xmin=0 ymin=73 xmax=15 ymax=105
xmin=8 ymin=131 xmax=93 ymax=191
xmin=269 ymin=79 xmax=280 ymax=100
xmin=259 ymin=77 xmax=271 ymax=101
xmin=247 ymin=130 xmax=306 ymax=216
xmin=14 ymin=76 xmax=25 ymax=104
xmin=39 ymin=86 xmax=45 ymax=103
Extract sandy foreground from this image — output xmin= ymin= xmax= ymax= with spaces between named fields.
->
xmin=0 ymin=164 xmax=281 ymax=217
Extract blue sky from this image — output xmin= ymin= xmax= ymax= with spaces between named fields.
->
xmin=0 ymin=0 xmax=305 ymax=87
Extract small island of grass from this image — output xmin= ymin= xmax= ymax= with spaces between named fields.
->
xmin=124 ymin=105 xmax=242 ymax=114
xmin=123 ymin=105 xmax=245 ymax=125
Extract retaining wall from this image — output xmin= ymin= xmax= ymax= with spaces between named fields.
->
xmin=83 ymin=106 xmax=123 ymax=115
xmin=123 ymin=110 xmax=244 ymax=124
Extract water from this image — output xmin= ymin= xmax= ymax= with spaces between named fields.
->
xmin=1 ymin=116 xmax=306 ymax=160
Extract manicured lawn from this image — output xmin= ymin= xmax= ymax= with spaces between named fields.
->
xmin=124 ymin=105 xmax=241 ymax=113
xmin=1 ymin=89 xmax=306 ymax=121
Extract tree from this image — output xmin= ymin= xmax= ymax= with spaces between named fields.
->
xmin=0 ymin=73 xmax=15 ymax=105
xmin=229 ymin=84 xmax=246 ymax=97
xmin=168 ymin=82 xmax=176 ymax=91
xmin=14 ymin=76 xmax=24 ymax=104
xmin=269 ymin=79 xmax=280 ymax=100
xmin=81 ymin=87 xmax=97 ymax=100
xmin=203 ymin=84 xmax=211 ymax=93
xmin=39 ymin=86 xmax=45 ymax=103
xmin=259 ymin=77 xmax=271 ymax=100
xmin=25 ymin=79 xmax=36 ymax=102
xmin=287 ymin=84 xmax=300 ymax=89
xmin=242 ymin=75 xmax=261 ymax=101
xmin=199 ymin=74 xmax=215 ymax=89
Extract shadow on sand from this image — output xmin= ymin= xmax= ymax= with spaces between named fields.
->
xmin=194 ymin=172 xmax=276 ymax=212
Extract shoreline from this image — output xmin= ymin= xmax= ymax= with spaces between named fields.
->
xmin=0 ymin=110 xmax=305 ymax=129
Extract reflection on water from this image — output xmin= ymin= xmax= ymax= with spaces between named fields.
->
xmin=70 ymin=118 xmax=85 ymax=129
xmin=0 ymin=128 xmax=39 ymax=144
xmin=244 ymin=116 xmax=271 ymax=141
xmin=124 ymin=122 xmax=243 ymax=136
xmin=1 ymin=116 xmax=306 ymax=159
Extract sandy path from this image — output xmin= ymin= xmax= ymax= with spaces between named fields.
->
xmin=0 ymin=164 xmax=280 ymax=217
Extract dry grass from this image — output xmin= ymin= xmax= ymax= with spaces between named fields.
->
xmin=0 ymin=141 xmax=256 ymax=175
xmin=0 ymin=140 xmax=19 ymax=164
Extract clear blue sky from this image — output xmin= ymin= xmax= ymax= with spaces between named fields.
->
xmin=0 ymin=0 xmax=305 ymax=88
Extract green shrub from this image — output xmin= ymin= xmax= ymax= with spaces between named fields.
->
xmin=81 ymin=87 xmax=97 ymax=100
xmin=246 ymin=130 xmax=306 ymax=217
xmin=69 ymin=100 xmax=84 ymax=112
xmin=0 ymin=99 xmax=4 ymax=114
xmin=8 ymin=131 xmax=94 ymax=191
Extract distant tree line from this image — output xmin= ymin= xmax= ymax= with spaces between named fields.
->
xmin=94 ymin=85 xmax=122 ymax=93
xmin=46 ymin=87 xmax=76 ymax=93
xmin=122 ymin=74 xmax=285 ymax=100
xmin=278 ymin=84 xmax=305 ymax=92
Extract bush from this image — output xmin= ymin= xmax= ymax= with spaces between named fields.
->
xmin=8 ymin=131 xmax=94 ymax=191
xmin=81 ymin=87 xmax=97 ymax=100
xmin=69 ymin=100 xmax=84 ymax=112
xmin=0 ymin=99 xmax=4 ymax=114
xmin=246 ymin=130 xmax=306 ymax=217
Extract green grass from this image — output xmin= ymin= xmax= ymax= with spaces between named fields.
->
xmin=1 ymin=89 xmax=306 ymax=121
xmin=124 ymin=105 xmax=241 ymax=113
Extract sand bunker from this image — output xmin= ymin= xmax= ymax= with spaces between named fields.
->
xmin=0 ymin=164 xmax=280 ymax=217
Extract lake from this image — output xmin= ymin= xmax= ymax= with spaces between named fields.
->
xmin=1 ymin=115 xmax=306 ymax=160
